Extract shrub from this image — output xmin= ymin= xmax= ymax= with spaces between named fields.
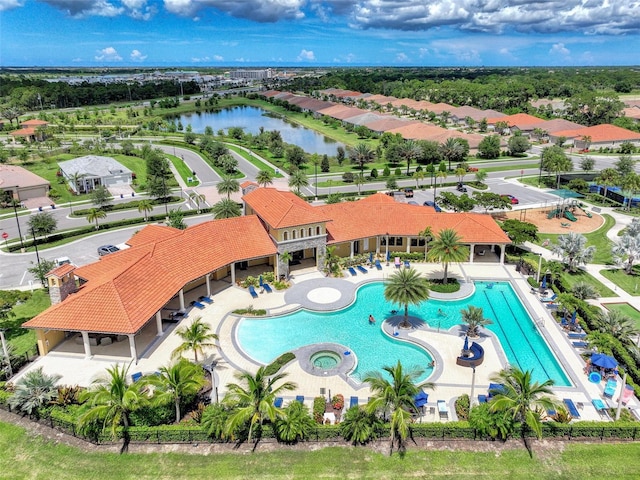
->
xmin=394 ymin=168 xmax=402 ymax=176
xmin=331 ymin=394 xmax=344 ymax=410
xmin=429 ymin=278 xmax=461 ymax=293
xmin=455 ymin=394 xmax=470 ymax=420
xmin=383 ymin=166 xmax=390 ymax=177
xmin=264 ymin=352 xmax=296 ymax=376
xmin=370 ymin=168 xmax=378 ymax=178
xmin=313 ymin=396 xmax=326 ymax=423
xmin=342 ymin=172 xmax=354 ymax=183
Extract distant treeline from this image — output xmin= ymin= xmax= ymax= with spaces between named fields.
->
xmin=289 ymin=67 xmax=640 ymax=113
xmin=0 ymin=77 xmax=200 ymax=110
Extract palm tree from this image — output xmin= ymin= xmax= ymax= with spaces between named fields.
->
xmin=147 ymin=358 xmax=206 ymax=423
xmin=279 ymin=250 xmax=292 ymax=280
xmin=212 ymin=198 xmax=241 ymax=219
xmin=440 ymin=138 xmax=464 ymax=171
xmin=86 ymin=208 xmax=107 ymax=230
xmin=460 ymin=305 xmax=493 ymax=337
xmin=595 ymin=168 xmax=620 ymax=200
xmin=427 ymin=228 xmax=469 ymax=284
xmin=620 ymin=172 xmax=640 ymax=211
xmin=414 ymin=170 xmax=425 ymax=189
xmin=188 ymin=191 xmax=206 ymax=213
xmin=400 ymin=140 xmax=421 ymax=176
xmin=171 ymin=317 xmax=218 ymax=363
xmin=597 ymin=309 xmax=640 ymax=346
xmin=489 ymin=367 xmax=558 ymax=452
xmin=255 ymin=170 xmax=274 ymax=188
xmin=551 ymin=232 xmax=595 ymax=272
xmin=364 ymin=361 xmax=434 ymax=455
xmin=349 ymin=143 xmax=375 ymax=175
xmin=9 ymin=367 xmax=61 ymax=415
xmin=571 ymin=282 xmax=598 ymax=300
xmin=384 ymin=268 xmax=430 ymax=329
xmin=216 ymin=175 xmax=240 ymax=200
xmin=354 ymin=174 xmax=365 ymax=196
xmin=137 ymin=199 xmax=153 ymax=221
xmin=223 ymin=365 xmax=296 ymax=448
xmin=275 ymin=400 xmax=316 ymax=444
xmin=340 ymin=404 xmax=384 ymax=445
xmin=418 ymin=226 xmax=432 ymax=262
xmin=288 ymin=169 xmax=308 ymax=195
xmin=613 ymin=230 xmax=640 ymax=274
xmin=78 ymin=363 xmax=148 ymax=451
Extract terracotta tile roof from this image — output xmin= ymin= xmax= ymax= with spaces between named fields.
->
xmin=20 ymin=119 xmax=48 ymax=126
xmin=260 ymin=90 xmax=281 ymax=98
xmin=10 ymin=127 xmax=37 ymax=137
xmin=243 ymin=188 xmax=331 ymax=228
xmin=365 ymin=94 xmax=398 ymax=104
xmin=125 ymin=224 xmax=182 ymax=248
xmin=551 ymin=124 xmax=640 ymax=142
xmin=387 ymin=123 xmax=448 ymax=140
xmin=240 ymin=180 xmax=258 ymax=189
xmin=486 ymin=113 xmax=543 ymax=129
xmin=318 ymin=105 xmax=368 ymax=120
xmin=319 ymin=193 xmax=511 ymax=245
xmin=622 ymin=107 xmax=640 ymax=121
xmin=364 ymin=117 xmax=419 ymax=133
xmin=48 ymin=263 xmax=76 ymax=277
xmin=426 ymin=103 xmax=456 ymax=114
xmin=528 ymin=119 xmax=584 ymax=134
xmin=24 ymin=216 xmax=276 ymax=335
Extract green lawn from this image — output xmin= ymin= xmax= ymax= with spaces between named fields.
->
xmin=603 ymin=302 xmax=640 ymax=329
xmin=225 ymin=144 xmax=283 ymax=176
xmin=559 ymin=270 xmax=617 ymax=298
xmin=1 ymin=421 xmax=639 ymax=479
xmin=600 ymin=267 xmax=640 ymax=297
xmin=6 ymin=290 xmax=50 ymax=355
xmin=537 ymin=214 xmax=616 ymax=265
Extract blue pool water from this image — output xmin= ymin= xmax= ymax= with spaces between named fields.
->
xmin=236 ymin=282 xmax=571 ymax=386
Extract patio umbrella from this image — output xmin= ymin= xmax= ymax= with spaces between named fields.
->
xmin=369 ymin=252 xmax=373 ymax=263
xmin=570 ymin=310 xmax=577 ymax=324
xmin=463 ymin=336 xmax=469 ymax=352
xmin=259 ymin=275 xmax=263 ymax=286
xmin=386 ymin=250 xmax=390 ymax=262
xmin=591 ymin=353 xmax=618 ymax=369
xmin=541 ymin=275 xmax=547 ymax=289
xmin=414 ymin=390 xmax=429 ymax=408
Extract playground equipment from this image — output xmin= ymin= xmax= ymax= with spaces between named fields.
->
xmin=573 ymin=201 xmax=593 ymax=218
xmin=548 ymin=205 xmax=579 ymax=222
xmin=564 ymin=210 xmax=577 ymax=222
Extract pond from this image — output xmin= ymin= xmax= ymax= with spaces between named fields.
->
xmin=172 ymin=106 xmax=345 ymax=156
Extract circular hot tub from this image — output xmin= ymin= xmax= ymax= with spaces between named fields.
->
xmin=295 ymin=343 xmax=357 ymax=377
xmin=310 ymin=350 xmax=342 ymax=370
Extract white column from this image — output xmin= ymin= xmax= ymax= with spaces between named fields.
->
xmin=470 ymin=243 xmax=475 ymax=263
xmin=231 ymin=263 xmax=236 ymax=284
xmin=206 ymin=274 xmax=211 ymax=297
xmin=128 ymin=334 xmax=138 ymax=363
xmin=376 ymin=236 xmax=380 ymax=254
xmin=406 ymin=238 xmax=411 ymax=253
xmin=81 ymin=331 xmax=92 ymax=358
xmin=179 ymin=289 xmax=185 ymax=311
xmin=500 ymin=247 xmax=505 ymax=265
xmin=155 ymin=312 xmax=163 ymax=336
xmin=350 ymin=241 xmax=354 ymax=259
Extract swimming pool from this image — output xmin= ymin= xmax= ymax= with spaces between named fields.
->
xmin=236 ymin=281 xmax=571 ymax=386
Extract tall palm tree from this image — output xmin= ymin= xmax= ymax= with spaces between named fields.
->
xmin=86 ymin=208 xmax=107 ymax=230
xmin=216 ymin=175 xmax=240 ymax=200
xmin=223 ymin=366 xmax=296 ymax=448
xmin=595 ymin=168 xmax=620 ymax=200
xmin=354 ymin=173 xmax=365 ymax=196
xmin=255 ymin=170 xmax=274 ymax=188
xmin=384 ymin=268 xmax=430 ymax=329
xmin=460 ymin=305 xmax=493 ymax=337
xmin=440 ymin=138 xmax=464 ymax=171
xmin=620 ymin=172 xmax=640 ymax=211
xmin=414 ymin=170 xmax=425 ymax=189
xmin=288 ymin=169 xmax=308 ymax=195
xmin=279 ymin=250 xmax=292 ymax=280
xmin=597 ymin=309 xmax=639 ymax=346
xmin=613 ymin=231 xmax=640 ymax=274
xmin=364 ymin=361 xmax=434 ymax=455
xmin=78 ymin=363 xmax=149 ymax=452
xmin=9 ymin=367 xmax=61 ymax=415
xmin=212 ymin=198 xmax=241 ymax=219
xmin=489 ymin=367 xmax=558 ymax=452
xmin=400 ymin=140 xmax=421 ymax=176
xmin=147 ymin=358 xmax=206 ymax=423
xmin=188 ymin=191 xmax=206 ymax=213
xmin=137 ymin=199 xmax=153 ymax=221
xmin=171 ymin=317 xmax=218 ymax=363
xmin=551 ymin=232 xmax=595 ymax=272
xmin=349 ymin=143 xmax=375 ymax=175
xmin=418 ymin=226 xmax=432 ymax=262
xmin=427 ymin=228 xmax=469 ymax=284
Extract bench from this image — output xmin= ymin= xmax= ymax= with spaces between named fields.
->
xmin=456 ymin=341 xmax=485 ymax=367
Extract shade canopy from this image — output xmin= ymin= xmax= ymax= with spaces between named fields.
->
xmin=414 ymin=390 xmax=429 ymax=408
xmin=591 ymin=353 xmax=618 ymax=369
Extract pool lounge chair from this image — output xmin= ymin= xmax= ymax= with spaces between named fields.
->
xmin=437 ymin=400 xmax=449 ymax=419
xmin=404 ymin=260 xmax=410 ymax=268
xmin=356 ymin=265 xmax=368 ymax=274
xmin=540 ymin=293 xmax=557 ymax=303
xmin=592 ymin=399 xmax=609 ymax=419
xmin=477 ymin=394 xmax=487 ymax=404
xmin=263 ymin=283 xmax=273 ymax=293
xmin=249 ymin=285 xmax=259 ymax=299
xmin=190 ymin=300 xmax=206 ymax=309
xmin=199 ymin=295 xmax=213 ymax=304
xmin=620 ymin=385 xmax=635 ymax=406
xmin=375 ymin=259 xmax=382 ymax=270
xmin=567 ymin=332 xmax=587 ymax=339
xmin=604 ymin=379 xmax=617 ymax=398
xmin=274 ymin=397 xmax=283 ymax=408
xmin=572 ymin=341 xmax=589 ymax=349
xmin=349 ymin=396 xmax=359 ymax=409
xmin=394 ymin=257 xmax=401 ymax=269
xmin=131 ymin=372 xmax=143 ymax=383
xmin=563 ymin=398 xmax=581 ymax=418
xmin=488 ymin=383 xmax=506 ymax=398
xmin=348 ymin=267 xmax=357 ymax=276
xmin=295 ymin=395 xmax=305 ymax=404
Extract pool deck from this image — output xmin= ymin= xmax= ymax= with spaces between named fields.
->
xmin=17 ymin=261 xmax=639 ymax=423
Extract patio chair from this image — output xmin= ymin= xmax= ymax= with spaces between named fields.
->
xmin=263 ymin=283 xmax=273 ymax=293
xmin=540 ymin=293 xmax=557 ymax=303
xmin=604 ymin=379 xmax=617 ymax=398
xmin=274 ymin=397 xmax=283 ymax=408
xmin=563 ymin=398 xmax=581 ymax=418
xmin=131 ymin=372 xmax=143 ymax=383
xmin=567 ymin=332 xmax=587 ymax=339
xmin=348 ymin=267 xmax=357 ymax=276
xmin=394 ymin=257 xmax=401 ymax=269
xmin=404 ymin=260 xmax=410 ymax=268
xmin=572 ymin=341 xmax=589 ymax=349
xmin=375 ymin=259 xmax=382 ymax=270
xmin=295 ymin=395 xmax=305 ymax=404
xmin=356 ymin=265 xmax=368 ymax=274
xmin=477 ymin=394 xmax=487 ymax=404
xmin=437 ymin=400 xmax=449 ymax=419
xmin=349 ymin=396 xmax=359 ymax=409
xmin=199 ymin=295 xmax=213 ymax=304
xmin=248 ymin=285 xmax=259 ymax=299
xmin=190 ymin=300 xmax=205 ymax=309
xmin=591 ymin=399 xmax=609 ymax=419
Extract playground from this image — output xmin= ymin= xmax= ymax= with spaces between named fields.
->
xmin=493 ymin=203 xmax=604 ymax=234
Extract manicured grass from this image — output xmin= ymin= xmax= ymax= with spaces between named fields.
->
xmin=7 ymin=290 xmax=50 ymax=355
xmin=225 ymin=144 xmax=282 ymax=176
xmin=166 ymin=154 xmax=199 ymax=187
xmin=559 ymin=270 xmax=617 ymax=298
xmin=603 ymin=302 xmax=640 ymax=329
xmin=600 ymin=267 xmax=640 ymax=297
xmin=1 ymin=421 xmax=640 ymax=479
xmin=537 ymin=214 xmax=616 ymax=265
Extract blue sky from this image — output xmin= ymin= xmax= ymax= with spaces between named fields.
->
xmin=1 ymin=0 xmax=639 ymax=67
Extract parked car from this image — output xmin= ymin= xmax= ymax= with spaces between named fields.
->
xmin=98 ymin=245 xmax=120 ymax=256
xmin=403 ymin=188 xmax=414 ymax=198
xmin=54 ymin=256 xmax=73 ymax=267
xmin=456 ymin=183 xmax=467 ymax=192
xmin=407 ymin=201 xmax=419 ymax=206
xmin=423 ymin=200 xmax=442 ymax=212
xmin=501 ymin=194 xmax=519 ymax=205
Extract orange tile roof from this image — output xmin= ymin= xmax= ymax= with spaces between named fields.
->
xmin=426 ymin=103 xmax=456 ymax=114
xmin=24 ymin=216 xmax=277 ymax=334
xmin=48 ymin=263 xmax=76 ymax=277
xmin=387 ymin=123 xmax=448 ymax=140
xmin=243 ymin=187 xmax=331 ymax=228
xmin=20 ymin=119 xmax=48 ymax=126
xmin=125 ymin=224 xmax=182 ymax=248
xmin=10 ymin=127 xmax=37 ymax=136
xmin=486 ymin=113 xmax=543 ymax=128
xmin=552 ymin=124 xmax=640 ymax=142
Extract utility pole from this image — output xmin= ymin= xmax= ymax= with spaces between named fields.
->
xmin=12 ymin=199 xmax=25 ymax=252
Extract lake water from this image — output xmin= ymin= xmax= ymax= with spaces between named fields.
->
xmin=173 ymin=106 xmax=345 ymax=156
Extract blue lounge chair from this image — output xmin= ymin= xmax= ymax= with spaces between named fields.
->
xmin=488 ymin=383 xmax=506 ymax=398
xmin=199 ymin=295 xmax=213 ymax=304
xmin=546 ymin=303 xmax=558 ymax=310
xmin=572 ymin=341 xmax=589 ymax=349
xmin=274 ymin=397 xmax=283 ymax=408
xmin=249 ymin=285 xmax=259 ymax=299
xmin=540 ymin=293 xmax=557 ymax=303
xmin=348 ymin=267 xmax=357 ymax=276
xmin=263 ymin=283 xmax=273 ymax=293
xmin=604 ymin=379 xmax=617 ymax=398
xmin=568 ymin=332 xmax=586 ymax=339
xmin=375 ymin=259 xmax=382 ymax=270
xmin=191 ymin=300 xmax=205 ymax=309
xmin=404 ymin=260 xmax=410 ymax=268
xmin=477 ymin=394 xmax=487 ymax=404
xmin=295 ymin=395 xmax=305 ymax=404
xmin=356 ymin=265 xmax=368 ymax=274
xmin=349 ymin=396 xmax=359 ymax=409
xmin=592 ymin=399 xmax=608 ymax=418
xmin=131 ymin=372 xmax=143 ymax=383
xmin=563 ymin=398 xmax=580 ymax=418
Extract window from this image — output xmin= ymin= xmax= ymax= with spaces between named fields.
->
xmin=308 ymin=227 xmax=312 ymax=236
xmin=292 ymin=230 xmax=296 ymax=239
xmin=283 ymin=231 xmax=288 ymax=241
xmin=300 ymin=229 xmax=304 ymax=238
xmin=384 ymin=237 xmax=403 ymax=246
xmin=316 ymin=226 xmax=321 ymax=235
xmin=411 ymin=239 xmax=426 ymax=247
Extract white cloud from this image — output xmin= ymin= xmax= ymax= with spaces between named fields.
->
xmin=213 ymin=54 xmax=224 ymax=61
xmin=297 ymin=49 xmax=315 ymax=61
xmin=95 ymin=46 xmax=122 ymax=61
xmin=549 ymin=42 xmax=570 ymax=57
xmin=0 ymin=0 xmax=24 ymax=12
xmin=395 ymin=52 xmax=409 ymax=62
xmin=39 ymin=0 xmax=155 ymax=19
xmin=164 ymin=0 xmax=306 ymax=22
xmin=130 ymin=49 xmax=147 ymax=61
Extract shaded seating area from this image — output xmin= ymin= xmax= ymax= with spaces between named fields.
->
xmin=456 ymin=341 xmax=484 ymax=367
xmin=563 ymin=398 xmax=581 ymax=418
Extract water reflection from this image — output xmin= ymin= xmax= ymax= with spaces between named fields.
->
xmin=173 ymin=106 xmax=345 ymax=156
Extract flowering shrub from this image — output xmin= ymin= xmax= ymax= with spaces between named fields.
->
xmin=331 ymin=394 xmax=344 ymax=410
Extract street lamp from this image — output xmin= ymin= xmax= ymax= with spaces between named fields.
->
xmin=538 ymin=149 xmax=544 ymax=188
xmin=204 ymin=361 xmax=219 ymax=404
xmin=536 ymin=253 xmax=543 ymax=284
xmin=314 ymin=161 xmax=318 ymax=200
xmin=30 ymin=226 xmax=44 ymax=287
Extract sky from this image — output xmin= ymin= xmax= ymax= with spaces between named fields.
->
xmin=1 ymin=0 xmax=639 ymax=67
